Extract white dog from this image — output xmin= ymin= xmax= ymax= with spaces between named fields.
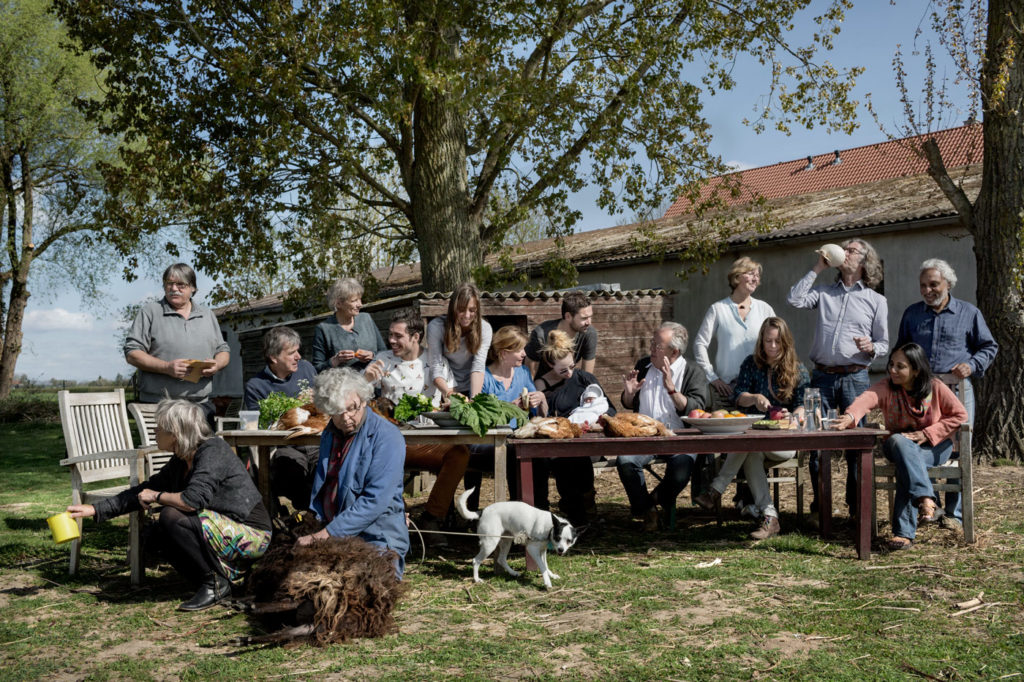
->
xmin=456 ymin=488 xmax=577 ymax=589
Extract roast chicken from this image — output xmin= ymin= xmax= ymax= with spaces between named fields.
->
xmin=513 ymin=416 xmax=583 ymax=440
xmin=273 ymin=403 xmax=330 ymax=439
xmin=598 ymin=413 xmax=673 ymax=438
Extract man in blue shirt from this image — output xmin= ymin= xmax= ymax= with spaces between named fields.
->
xmin=244 ymin=326 xmax=318 ymax=510
xmin=789 ymin=238 xmax=889 ymax=518
xmin=897 ymin=258 xmax=997 ymax=527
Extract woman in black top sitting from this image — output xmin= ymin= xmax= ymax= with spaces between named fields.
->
xmin=534 ymin=330 xmax=615 ymax=526
xmin=68 ymin=399 xmax=271 ymax=611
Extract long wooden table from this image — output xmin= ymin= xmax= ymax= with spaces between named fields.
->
xmin=220 ymin=426 xmax=513 ymax=514
xmin=509 ymin=427 xmax=888 ymax=560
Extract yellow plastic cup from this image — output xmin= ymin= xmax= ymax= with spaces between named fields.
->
xmin=47 ymin=511 xmax=81 ymax=544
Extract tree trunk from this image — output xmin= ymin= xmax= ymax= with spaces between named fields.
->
xmin=971 ymin=0 xmax=1024 ymax=459
xmin=410 ymin=86 xmax=480 ymax=291
xmin=0 ymin=277 xmax=29 ymax=398
xmin=0 ymin=150 xmax=33 ymax=399
xmin=406 ymin=11 xmax=481 ymax=293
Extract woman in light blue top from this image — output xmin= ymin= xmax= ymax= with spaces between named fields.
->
xmin=465 ymin=325 xmax=546 ymax=510
xmin=312 ymin=277 xmax=387 ymax=373
xmin=482 ymin=325 xmax=548 ymax=426
xmin=693 ymin=256 xmax=775 ymax=407
xmin=427 ymin=282 xmax=492 ymax=398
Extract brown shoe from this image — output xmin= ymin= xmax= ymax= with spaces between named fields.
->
xmin=695 ymin=488 xmax=721 ymax=511
xmin=751 ymin=515 xmax=780 ymax=540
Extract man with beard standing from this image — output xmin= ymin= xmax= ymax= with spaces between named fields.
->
xmin=525 ymin=290 xmax=598 ymax=378
xmin=897 ymin=258 xmax=997 ymax=529
xmin=788 ymin=238 xmax=888 ymax=520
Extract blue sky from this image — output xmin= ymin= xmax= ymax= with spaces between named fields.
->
xmin=16 ymin=2 xmax=974 ymax=383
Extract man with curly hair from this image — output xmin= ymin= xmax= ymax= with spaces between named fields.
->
xmin=788 ymin=238 xmax=888 ymax=519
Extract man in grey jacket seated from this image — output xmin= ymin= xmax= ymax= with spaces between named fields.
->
xmin=616 ymin=322 xmax=710 ymax=531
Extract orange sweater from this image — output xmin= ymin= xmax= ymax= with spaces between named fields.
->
xmin=845 ymin=378 xmax=967 ymax=446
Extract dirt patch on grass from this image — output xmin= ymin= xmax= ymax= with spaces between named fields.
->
xmin=761 ymin=631 xmax=826 ymax=654
xmin=537 ymin=608 xmax=621 ymax=634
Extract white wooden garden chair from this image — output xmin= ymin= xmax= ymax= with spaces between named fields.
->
xmin=58 ymin=389 xmax=145 ymax=585
xmin=127 ymin=402 xmax=175 ymax=478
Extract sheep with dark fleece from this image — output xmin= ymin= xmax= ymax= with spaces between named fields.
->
xmin=238 ymin=516 xmax=405 ymax=646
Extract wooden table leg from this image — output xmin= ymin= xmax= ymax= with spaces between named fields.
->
xmin=819 ymin=450 xmax=832 ymax=538
xmin=494 ymin=437 xmax=508 ymax=503
xmin=258 ymin=445 xmax=275 ymax=518
xmin=518 ymin=456 xmax=534 ymax=506
xmin=856 ymin=447 xmax=873 ymax=559
xmin=518 ymin=455 xmax=538 ymax=570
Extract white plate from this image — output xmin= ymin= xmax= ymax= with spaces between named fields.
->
xmin=420 ymin=411 xmax=463 ymax=428
xmin=680 ymin=415 xmax=764 ymax=434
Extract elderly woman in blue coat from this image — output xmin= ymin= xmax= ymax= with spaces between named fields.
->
xmin=297 ymin=368 xmax=410 ymax=578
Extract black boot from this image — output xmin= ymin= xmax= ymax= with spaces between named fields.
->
xmin=178 ymin=572 xmax=232 ymax=612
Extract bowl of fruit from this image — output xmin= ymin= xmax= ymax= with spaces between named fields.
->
xmin=681 ymin=409 xmax=764 ymax=434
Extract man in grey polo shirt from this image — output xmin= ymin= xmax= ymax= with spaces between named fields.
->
xmin=125 ymin=263 xmax=230 ymax=420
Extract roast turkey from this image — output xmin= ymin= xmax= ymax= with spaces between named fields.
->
xmin=513 ymin=416 xmax=582 ymax=439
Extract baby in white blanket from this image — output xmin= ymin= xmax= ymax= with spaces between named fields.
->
xmin=567 ymin=384 xmax=610 ymax=426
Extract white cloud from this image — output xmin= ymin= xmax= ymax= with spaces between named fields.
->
xmin=724 ymin=160 xmax=756 ymax=172
xmin=23 ymin=308 xmax=94 ymax=332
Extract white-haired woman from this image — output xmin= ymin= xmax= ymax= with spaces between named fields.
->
xmin=299 ymin=368 xmax=410 ymax=578
xmin=312 ymin=277 xmax=387 ymax=372
xmin=67 ymin=400 xmax=271 ymax=611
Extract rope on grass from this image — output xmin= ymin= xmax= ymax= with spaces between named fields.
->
xmin=405 ymin=521 xmax=525 ymax=565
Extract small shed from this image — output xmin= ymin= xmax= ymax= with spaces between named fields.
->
xmin=236 ymin=288 xmax=674 ymax=409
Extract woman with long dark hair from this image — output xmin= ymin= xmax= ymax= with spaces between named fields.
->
xmin=834 ymin=343 xmax=967 ymax=550
xmin=427 ymin=282 xmax=492 ymax=399
xmin=695 ymin=317 xmax=808 ymax=539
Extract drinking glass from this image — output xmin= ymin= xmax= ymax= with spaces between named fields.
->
xmin=825 ymin=408 xmax=839 ymax=429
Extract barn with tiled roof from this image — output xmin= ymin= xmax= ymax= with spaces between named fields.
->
xmin=216 ymin=124 xmax=983 ymax=398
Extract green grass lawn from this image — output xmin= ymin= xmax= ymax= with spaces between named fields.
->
xmin=2 ymin=422 xmax=1023 ymax=680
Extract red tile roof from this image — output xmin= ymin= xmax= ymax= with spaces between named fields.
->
xmin=663 ymin=123 xmax=983 ymax=218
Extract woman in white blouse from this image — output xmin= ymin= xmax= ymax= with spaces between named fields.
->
xmin=693 ymin=257 xmax=776 ymax=409
xmin=426 ymin=282 xmax=492 ymax=399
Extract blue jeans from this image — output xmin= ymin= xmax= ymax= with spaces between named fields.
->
xmin=884 ymin=434 xmax=953 ymax=540
xmin=616 ymin=454 xmax=695 ymax=515
xmin=942 ymin=377 xmax=973 ymax=521
xmin=808 ymin=368 xmax=870 ymax=512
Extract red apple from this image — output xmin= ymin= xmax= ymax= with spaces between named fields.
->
xmin=687 ymin=409 xmax=704 ymax=419
xmin=768 ymin=407 xmax=788 ymax=421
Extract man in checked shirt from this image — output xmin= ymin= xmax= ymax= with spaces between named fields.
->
xmin=788 ymin=238 xmax=889 ymax=519
xmin=897 ymin=258 xmax=997 ymax=529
